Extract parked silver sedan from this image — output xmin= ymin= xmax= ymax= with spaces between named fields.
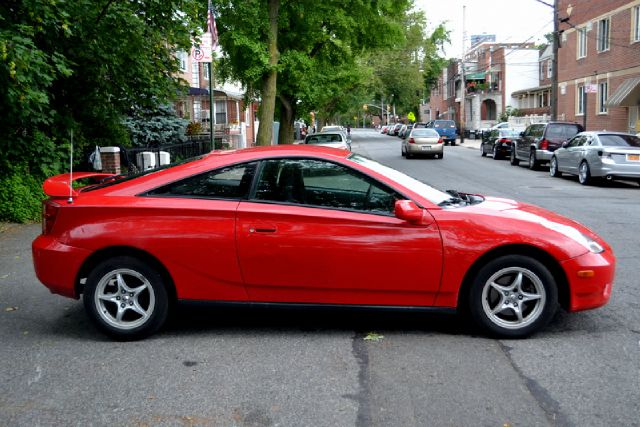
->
xmin=304 ymin=132 xmax=351 ymax=151
xmin=549 ymin=131 xmax=640 ymax=185
xmin=401 ymin=128 xmax=443 ymax=159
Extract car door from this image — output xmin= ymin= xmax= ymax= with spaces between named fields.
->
xmin=565 ymin=135 xmax=587 ymax=174
xmin=515 ymin=125 xmax=533 ymax=159
xmin=235 ymin=157 xmax=443 ymax=307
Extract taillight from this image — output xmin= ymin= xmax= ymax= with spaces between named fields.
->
xmin=437 ymin=138 xmax=444 ymax=144
xmin=409 ymin=138 xmax=415 ymax=144
xmin=539 ymin=138 xmax=549 ymax=150
xmin=42 ymin=200 xmax=60 ymax=235
xmin=499 ymin=138 xmax=512 ymax=144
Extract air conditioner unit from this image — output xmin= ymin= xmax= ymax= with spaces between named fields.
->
xmin=136 ymin=152 xmax=156 ymax=171
xmin=158 ymin=151 xmax=170 ymax=166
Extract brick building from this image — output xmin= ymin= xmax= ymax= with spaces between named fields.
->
xmin=557 ymin=0 xmax=640 ymax=133
xmin=174 ymin=50 xmax=258 ymax=146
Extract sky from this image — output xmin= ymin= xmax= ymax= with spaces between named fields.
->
xmin=415 ymin=0 xmax=555 ymax=58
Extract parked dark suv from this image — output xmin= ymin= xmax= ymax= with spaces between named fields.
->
xmin=511 ymin=122 xmax=584 ymax=170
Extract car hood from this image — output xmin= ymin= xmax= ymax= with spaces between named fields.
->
xmin=461 ymin=196 xmax=609 ymax=256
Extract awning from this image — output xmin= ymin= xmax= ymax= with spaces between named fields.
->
xmin=606 ymin=77 xmax=640 ymax=107
xmin=189 ymin=87 xmax=209 ymax=96
xmin=466 ymin=72 xmax=486 ymax=80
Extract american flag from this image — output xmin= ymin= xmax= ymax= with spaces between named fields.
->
xmin=207 ymin=0 xmax=218 ymax=50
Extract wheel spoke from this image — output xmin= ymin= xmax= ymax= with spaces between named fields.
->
xmin=115 ymin=304 xmax=126 ymax=322
xmin=131 ymin=301 xmax=149 ymax=319
xmin=489 ymin=280 xmax=514 ymax=293
xmin=521 ymin=291 xmax=542 ymax=303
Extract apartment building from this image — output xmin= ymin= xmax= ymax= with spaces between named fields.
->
xmin=557 ymin=0 xmax=640 ymax=133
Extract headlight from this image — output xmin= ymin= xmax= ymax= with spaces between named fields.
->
xmin=584 ymin=236 xmax=604 ymax=253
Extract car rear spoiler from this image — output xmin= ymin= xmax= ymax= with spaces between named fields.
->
xmin=43 ymin=172 xmax=115 ymax=198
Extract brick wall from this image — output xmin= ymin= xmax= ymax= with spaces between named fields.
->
xmin=557 ymin=0 xmax=640 ymax=131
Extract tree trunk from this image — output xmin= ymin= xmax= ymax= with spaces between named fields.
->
xmin=278 ymin=94 xmax=295 ymax=145
xmin=256 ymin=0 xmax=280 ymax=146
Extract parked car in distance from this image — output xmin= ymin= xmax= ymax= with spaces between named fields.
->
xmin=550 ymin=131 xmax=640 ymax=185
xmin=399 ymin=124 xmax=413 ymax=139
xmin=304 ymin=132 xmax=351 ymax=151
xmin=511 ymin=122 xmax=584 ymax=170
xmin=413 ymin=122 xmax=428 ymax=129
xmin=478 ymin=122 xmax=511 ymax=141
xmin=380 ymin=125 xmax=389 ymax=134
xmin=398 ymin=124 xmax=408 ymax=138
xmin=426 ymin=120 xmax=457 ymax=145
xmin=32 ymin=145 xmax=614 ymax=340
xmin=481 ymin=129 xmax=521 ymax=160
xmin=321 ymin=125 xmax=348 ymax=141
xmin=401 ymin=128 xmax=444 ymax=159
xmin=389 ymin=123 xmax=402 ymax=136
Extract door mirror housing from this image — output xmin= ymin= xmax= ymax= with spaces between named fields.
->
xmin=394 ymin=200 xmax=431 ymax=225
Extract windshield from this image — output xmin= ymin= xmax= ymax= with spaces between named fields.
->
xmin=348 ymin=154 xmax=450 ymax=205
xmin=305 ymin=134 xmax=344 ymax=144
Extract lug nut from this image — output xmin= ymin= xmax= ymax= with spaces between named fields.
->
xmin=121 ymin=303 xmax=125 ymax=308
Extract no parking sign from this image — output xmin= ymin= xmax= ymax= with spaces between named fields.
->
xmin=192 ymin=32 xmax=212 ymax=63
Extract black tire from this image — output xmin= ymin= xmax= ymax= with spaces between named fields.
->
xmin=528 ymin=150 xmax=539 ymax=170
xmin=438 ymin=152 xmax=444 ymax=159
xmin=450 ymin=140 xmax=456 ymax=146
xmin=510 ymin=149 xmax=519 ymax=166
xmin=401 ymin=145 xmax=405 ymax=157
xmin=83 ymin=256 xmax=169 ymax=340
xmin=468 ymin=255 xmax=558 ymax=338
xmin=549 ymin=156 xmax=562 ymax=177
xmin=481 ymin=143 xmax=487 ymax=157
xmin=492 ymin=145 xmax=500 ymax=160
xmin=578 ymin=161 xmax=592 ymax=185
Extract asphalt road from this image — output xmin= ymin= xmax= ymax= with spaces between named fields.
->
xmin=1 ymin=128 xmax=638 ymax=426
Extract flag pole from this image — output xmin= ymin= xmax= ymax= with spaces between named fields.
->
xmin=209 ymin=61 xmax=214 ymax=149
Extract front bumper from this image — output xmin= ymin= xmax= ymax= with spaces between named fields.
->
xmin=32 ymin=235 xmax=92 ymax=299
xmin=561 ymin=249 xmax=615 ymax=312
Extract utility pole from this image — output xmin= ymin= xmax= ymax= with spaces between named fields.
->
xmin=551 ymin=0 xmax=559 ymax=121
xmin=459 ymin=5 xmax=466 ymax=143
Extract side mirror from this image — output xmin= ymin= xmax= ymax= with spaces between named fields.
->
xmin=562 ymin=141 xmax=569 ymax=148
xmin=395 ymin=200 xmax=430 ymax=225
xmin=520 ymin=131 xmax=525 ymax=137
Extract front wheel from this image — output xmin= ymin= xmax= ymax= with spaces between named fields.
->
xmin=468 ymin=255 xmax=558 ymax=338
xmin=549 ymin=156 xmax=562 ymax=177
xmin=510 ymin=149 xmax=520 ymax=166
xmin=481 ymin=143 xmax=487 ymax=157
xmin=83 ymin=256 xmax=169 ymax=340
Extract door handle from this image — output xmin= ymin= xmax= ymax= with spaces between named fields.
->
xmin=249 ymin=227 xmax=277 ymax=233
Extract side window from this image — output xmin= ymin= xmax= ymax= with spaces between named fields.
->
xmin=148 ymin=162 xmax=257 ymax=199
xmin=567 ymin=136 xmax=583 ymax=148
xmin=254 ymin=158 xmax=401 ymax=215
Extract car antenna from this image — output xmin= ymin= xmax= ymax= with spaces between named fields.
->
xmin=68 ymin=129 xmax=74 ymax=204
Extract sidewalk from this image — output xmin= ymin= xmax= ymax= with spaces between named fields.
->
xmin=455 ymin=136 xmax=481 ymax=151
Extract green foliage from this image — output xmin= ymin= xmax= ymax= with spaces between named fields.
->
xmin=499 ymin=106 xmax=523 ymax=122
xmin=186 ymin=121 xmax=204 ymax=135
xmin=0 ymin=169 xmax=44 ymax=223
xmin=123 ymin=105 xmax=188 ymax=147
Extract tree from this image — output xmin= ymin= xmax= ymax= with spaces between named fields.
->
xmin=0 ymin=0 xmax=201 ymax=221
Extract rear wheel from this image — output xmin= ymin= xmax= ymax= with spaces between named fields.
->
xmin=468 ymin=255 xmax=558 ymax=338
xmin=83 ymin=256 xmax=169 ymax=340
xmin=549 ymin=156 xmax=562 ymax=177
xmin=528 ymin=150 xmax=539 ymax=170
xmin=492 ymin=145 xmax=500 ymax=160
xmin=481 ymin=143 xmax=487 ymax=157
xmin=450 ymin=140 xmax=456 ymax=146
xmin=578 ymin=161 xmax=592 ymax=185
xmin=510 ymin=148 xmax=520 ymax=166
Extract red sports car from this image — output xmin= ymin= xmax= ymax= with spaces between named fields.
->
xmin=32 ymin=146 xmax=615 ymax=340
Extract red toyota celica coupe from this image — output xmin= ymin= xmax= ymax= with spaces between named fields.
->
xmin=32 ymin=146 xmax=615 ymax=340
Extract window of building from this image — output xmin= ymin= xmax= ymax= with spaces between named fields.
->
xmin=598 ymin=81 xmax=608 ymax=114
xmin=633 ymin=6 xmax=640 ymax=43
xmin=577 ymin=85 xmax=585 ymax=115
xmin=547 ymin=60 xmax=552 ymax=78
xmin=539 ymin=62 xmax=544 ymax=80
xmin=191 ymin=62 xmax=200 ymax=87
xmin=215 ymin=100 xmax=226 ymax=124
xmin=597 ymin=17 xmax=610 ymax=52
xmin=577 ymin=27 xmax=587 ymax=59
xmin=193 ymin=100 xmax=201 ymax=121
xmin=176 ymin=51 xmax=187 ymax=71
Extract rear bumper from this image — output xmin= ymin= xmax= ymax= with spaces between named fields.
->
xmin=407 ymin=144 xmax=444 ymax=154
xmin=590 ymin=161 xmax=640 ymax=179
xmin=32 ymin=235 xmax=91 ymax=299
xmin=535 ymin=149 xmax=554 ymax=162
xmin=561 ymin=249 xmax=615 ymax=312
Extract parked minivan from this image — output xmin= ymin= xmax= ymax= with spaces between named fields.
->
xmin=426 ymin=120 xmax=457 ymax=145
xmin=511 ymin=122 xmax=584 ymax=170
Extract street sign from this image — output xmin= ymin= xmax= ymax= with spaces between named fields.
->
xmin=585 ymin=84 xmax=598 ymax=93
xmin=192 ymin=32 xmax=213 ymax=63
